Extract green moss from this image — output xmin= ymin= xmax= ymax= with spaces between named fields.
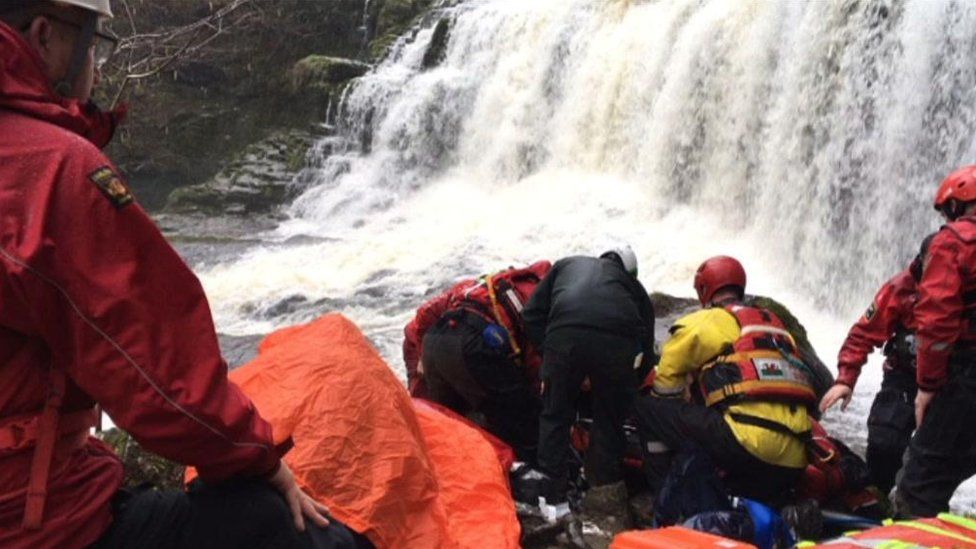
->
xmin=289 ymin=55 xmax=371 ymax=96
xmin=98 ymin=429 xmax=185 ymax=490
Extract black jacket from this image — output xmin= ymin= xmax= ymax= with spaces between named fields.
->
xmin=522 ymin=255 xmax=655 ymax=352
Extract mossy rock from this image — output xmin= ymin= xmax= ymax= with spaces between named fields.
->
xmin=288 ymin=55 xmax=371 ymax=97
xmin=166 ymin=129 xmax=315 ymax=215
xmin=98 ymin=429 xmax=185 ymax=490
xmin=369 ymin=0 xmax=437 ymax=60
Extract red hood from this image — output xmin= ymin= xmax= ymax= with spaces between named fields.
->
xmin=0 ymin=21 xmax=123 ymax=148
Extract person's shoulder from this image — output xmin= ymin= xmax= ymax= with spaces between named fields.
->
xmin=674 ymin=307 xmax=734 ymax=328
xmin=941 ymin=217 xmax=976 ymax=246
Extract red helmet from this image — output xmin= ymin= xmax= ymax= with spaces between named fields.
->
xmin=694 ymin=256 xmax=746 ymax=306
xmin=934 ymin=165 xmax=976 ymax=219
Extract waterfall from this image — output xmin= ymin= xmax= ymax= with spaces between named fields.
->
xmin=276 ymin=0 xmax=975 ymax=308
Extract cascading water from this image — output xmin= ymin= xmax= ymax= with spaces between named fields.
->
xmin=196 ymin=0 xmax=976 ymax=508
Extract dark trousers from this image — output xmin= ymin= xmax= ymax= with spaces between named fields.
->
xmin=896 ymin=366 xmax=976 ymax=517
xmin=536 ymin=327 xmax=638 ymax=498
xmin=866 ymin=366 xmax=917 ymax=495
xmin=92 ymin=480 xmax=373 ymax=549
xmin=422 ymin=310 xmax=541 ymax=462
xmin=634 ymin=395 xmax=803 ymax=508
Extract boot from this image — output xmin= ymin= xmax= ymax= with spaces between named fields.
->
xmin=579 ymin=481 xmax=631 ymax=543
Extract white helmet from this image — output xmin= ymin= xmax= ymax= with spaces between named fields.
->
xmin=601 ymin=245 xmax=638 ymax=277
xmin=55 ymin=0 xmax=113 ymax=18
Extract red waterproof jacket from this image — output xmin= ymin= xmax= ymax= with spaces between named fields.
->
xmin=835 ymin=269 xmax=918 ymax=388
xmin=0 ymin=22 xmax=279 ymax=548
xmin=915 ymin=217 xmax=976 ymax=390
xmin=403 ymin=261 xmax=551 ymax=396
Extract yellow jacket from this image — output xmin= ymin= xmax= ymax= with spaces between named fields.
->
xmin=651 ymin=307 xmax=810 ymax=469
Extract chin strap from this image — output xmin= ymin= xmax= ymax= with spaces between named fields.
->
xmin=53 ymin=12 xmax=96 ymax=98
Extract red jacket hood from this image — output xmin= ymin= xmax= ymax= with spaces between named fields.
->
xmin=0 ymin=21 xmax=123 ymax=148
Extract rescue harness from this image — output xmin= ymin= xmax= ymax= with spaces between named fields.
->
xmin=0 ymin=368 xmax=97 ymax=530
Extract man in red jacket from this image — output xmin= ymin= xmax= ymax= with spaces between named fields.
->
xmin=820 ymin=235 xmax=933 ymax=495
xmin=0 ymin=1 xmax=366 ymax=547
xmin=403 ymin=260 xmax=551 ymax=461
xmin=894 ymin=165 xmax=976 ymax=518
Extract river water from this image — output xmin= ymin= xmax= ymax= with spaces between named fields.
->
xmin=177 ymin=0 xmax=976 ymax=509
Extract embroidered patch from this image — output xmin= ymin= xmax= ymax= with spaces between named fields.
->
xmin=88 ymin=166 xmax=133 ymax=209
xmin=863 ymin=302 xmax=877 ymax=321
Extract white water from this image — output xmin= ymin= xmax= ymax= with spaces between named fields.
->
xmin=196 ymin=0 xmax=976 ymax=509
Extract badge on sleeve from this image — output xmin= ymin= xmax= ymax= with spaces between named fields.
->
xmin=863 ymin=302 xmax=877 ymax=321
xmin=88 ymin=166 xmax=134 ymax=209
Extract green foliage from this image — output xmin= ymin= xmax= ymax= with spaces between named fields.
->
xmin=98 ymin=428 xmax=185 ymax=490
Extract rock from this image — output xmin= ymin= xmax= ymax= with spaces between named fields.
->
xmin=288 ymin=55 xmax=371 ymax=98
xmin=649 ymin=292 xmax=698 ymax=317
xmin=219 ymin=333 xmax=266 ymax=370
xmin=369 ymin=0 xmax=437 ymax=60
xmin=421 ymin=17 xmax=451 ymax=70
xmin=98 ymin=429 xmax=184 ymax=490
xmin=165 ymin=129 xmax=315 ymax=215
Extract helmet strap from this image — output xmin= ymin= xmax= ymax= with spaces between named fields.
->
xmin=53 ymin=11 xmax=96 ymax=98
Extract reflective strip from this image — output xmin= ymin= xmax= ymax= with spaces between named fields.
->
xmin=645 ymin=441 xmax=670 ymax=454
xmin=897 ymin=519 xmax=976 ymax=545
xmin=819 ymin=539 xmax=925 ymax=548
xmin=651 ymin=382 xmax=685 ymax=396
xmin=938 ymin=513 xmax=976 ymax=534
xmin=740 ymin=324 xmax=797 ymax=345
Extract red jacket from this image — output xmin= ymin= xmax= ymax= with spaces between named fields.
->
xmin=836 ymin=269 xmax=918 ymax=388
xmin=915 ymin=217 xmax=976 ymax=391
xmin=403 ymin=261 xmax=551 ymax=396
xmin=0 ymin=22 xmax=279 ymax=548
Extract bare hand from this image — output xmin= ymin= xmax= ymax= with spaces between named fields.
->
xmin=267 ymin=461 xmax=331 ymax=532
xmin=915 ymin=389 xmax=936 ymax=427
xmin=819 ymin=384 xmax=853 ymax=413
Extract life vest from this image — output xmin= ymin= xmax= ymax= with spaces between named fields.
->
xmin=455 ymin=261 xmax=550 ymax=360
xmin=698 ymin=305 xmax=818 ymax=410
xmin=0 ymin=369 xmax=98 ymax=530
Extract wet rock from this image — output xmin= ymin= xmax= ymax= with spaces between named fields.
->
xmin=369 ymin=0 xmax=438 ymax=60
xmin=165 ymin=129 xmax=315 ymax=215
xmin=649 ymin=292 xmax=698 ymax=317
xmin=288 ymin=55 xmax=371 ymax=99
xmin=219 ymin=333 xmax=265 ymax=369
xmin=421 ymin=17 xmax=451 ymax=69
xmin=261 ymin=294 xmax=311 ymax=319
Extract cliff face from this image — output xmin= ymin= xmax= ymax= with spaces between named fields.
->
xmin=101 ymin=0 xmax=436 ymax=210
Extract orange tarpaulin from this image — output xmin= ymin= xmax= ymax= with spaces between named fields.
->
xmin=191 ymin=314 xmax=520 ymax=549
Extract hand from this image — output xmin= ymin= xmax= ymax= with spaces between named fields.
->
xmin=819 ymin=384 xmax=853 ymax=413
xmin=915 ymin=389 xmax=936 ymax=427
xmin=267 ymin=461 xmax=331 ymax=532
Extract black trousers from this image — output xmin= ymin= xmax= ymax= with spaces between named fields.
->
xmin=896 ymin=366 xmax=976 ymax=517
xmin=866 ymin=366 xmax=917 ymax=495
xmin=634 ymin=395 xmax=803 ymax=508
xmin=536 ymin=327 xmax=638 ymax=497
xmin=422 ymin=309 xmax=541 ymax=462
xmin=91 ymin=480 xmax=373 ymax=549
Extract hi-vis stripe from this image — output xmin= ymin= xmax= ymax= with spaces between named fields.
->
xmin=815 ymin=540 xmax=925 ymax=548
